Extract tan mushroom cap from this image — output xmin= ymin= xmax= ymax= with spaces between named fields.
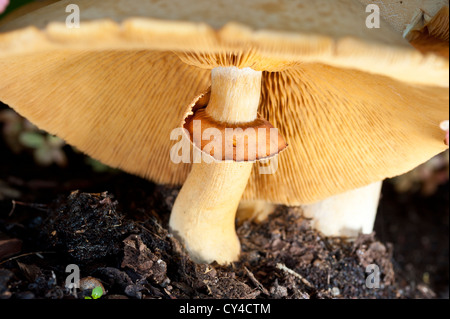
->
xmin=0 ymin=0 xmax=448 ymax=205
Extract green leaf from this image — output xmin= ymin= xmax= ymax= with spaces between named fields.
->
xmin=91 ymin=286 xmax=103 ymax=299
xmin=19 ymin=132 xmax=45 ymax=149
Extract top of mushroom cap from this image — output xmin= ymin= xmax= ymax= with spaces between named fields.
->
xmin=0 ymin=0 xmax=448 ymax=205
xmin=1 ymin=0 xmax=448 ymax=84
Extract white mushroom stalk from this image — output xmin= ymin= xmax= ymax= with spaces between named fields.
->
xmin=301 ymin=181 xmax=383 ymax=237
xmin=169 ymin=67 xmax=263 ymax=264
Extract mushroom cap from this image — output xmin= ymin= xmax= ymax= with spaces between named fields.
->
xmin=0 ymin=0 xmax=448 ymax=205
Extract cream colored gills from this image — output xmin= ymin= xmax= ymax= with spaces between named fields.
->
xmin=170 ymin=67 xmax=261 ymax=264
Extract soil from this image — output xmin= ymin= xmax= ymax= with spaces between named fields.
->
xmin=0 ymin=105 xmax=448 ymax=300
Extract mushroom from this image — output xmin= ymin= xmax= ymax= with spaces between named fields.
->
xmin=0 ymin=0 xmax=448 ymax=264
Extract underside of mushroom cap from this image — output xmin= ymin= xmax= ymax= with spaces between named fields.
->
xmin=243 ymin=66 xmax=448 ymax=204
xmin=0 ymin=0 xmax=448 ymax=205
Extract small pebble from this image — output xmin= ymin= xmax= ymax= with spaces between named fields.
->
xmin=331 ymin=287 xmax=340 ymax=297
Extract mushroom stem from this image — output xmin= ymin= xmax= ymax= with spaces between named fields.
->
xmin=169 ymin=66 xmax=262 ymax=264
xmin=301 ymin=181 xmax=383 ymax=238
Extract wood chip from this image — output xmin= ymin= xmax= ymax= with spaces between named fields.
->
xmin=244 ymin=266 xmax=269 ymax=295
xmin=276 ymin=263 xmax=315 ymax=289
xmin=0 ymin=238 xmax=22 ymax=261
